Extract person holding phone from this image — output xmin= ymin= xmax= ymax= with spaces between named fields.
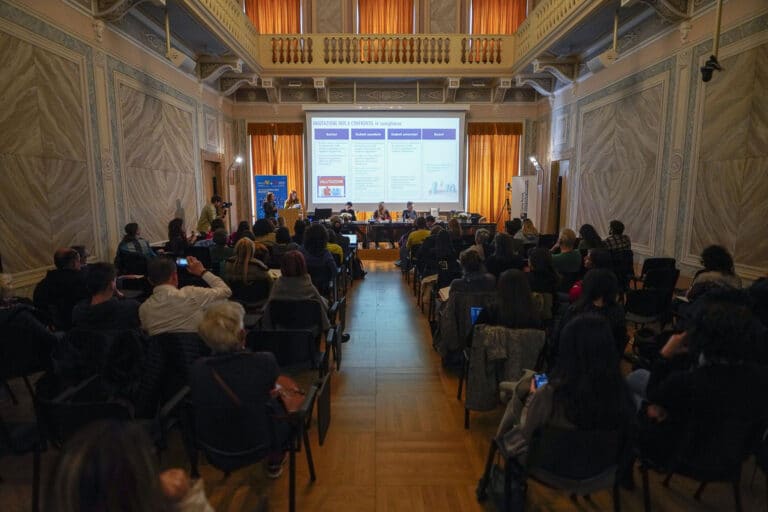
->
xmin=495 ymin=314 xmax=634 ymax=463
xmin=139 ymin=255 xmax=231 ymax=336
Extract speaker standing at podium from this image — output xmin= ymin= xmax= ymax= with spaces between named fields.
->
xmin=284 ymin=190 xmax=302 ymax=210
xmin=262 ymin=192 xmax=277 ymax=219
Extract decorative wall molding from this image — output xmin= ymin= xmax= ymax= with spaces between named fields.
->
xmin=95 ymin=0 xmax=166 ymax=23
xmin=198 ymin=56 xmax=243 ymax=84
xmin=639 ymin=0 xmax=690 ymax=23
xmin=515 ymin=75 xmax=554 ymax=96
xmin=533 ymin=57 xmax=579 ymax=84
xmin=220 ymin=74 xmax=259 ymax=97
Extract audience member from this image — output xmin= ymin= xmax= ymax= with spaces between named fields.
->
xmin=550 ymin=228 xmax=581 ymax=274
xmin=578 ymin=224 xmax=606 ymax=251
xmin=626 ymin=288 xmax=768 ymax=466
xmin=166 ymin=218 xmax=193 ymax=256
xmin=425 ymin=215 xmax=436 ymax=229
xmin=301 ymin=223 xmax=338 ymax=278
xmin=470 ymin=228 xmax=491 ymax=260
xmin=264 ymin=251 xmax=330 ymax=330
xmin=193 ymin=219 xmax=225 ymax=247
xmin=45 ymin=420 xmax=212 ymax=512
xmin=604 ymin=220 xmax=631 ymax=252
xmin=485 ymin=233 xmax=524 ymax=279
xmin=230 ymin=220 xmax=255 ymax=245
xmin=476 ymin=269 xmax=540 ymax=328
xmin=208 ymin=228 xmax=234 ymax=276
xmin=72 ymin=262 xmax=140 ymax=331
xmin=448 ymin=249 xmax=495 ymax=296
xmin=70 ymin=245 xmax=90 ymax=272
xmin=406 ymin=217 xmax=430 ymax=249
xmin=196 ymin=195 xmax=225 ymax=238
xmin=252 ymin=218 xmax=276 ymax=247
xmin=527 ymin=248 xmax=560 ymax=295
xmin=33 ymin=248 xmax=89 ymax=330
xmin=292 ymin=219 xmax=307 ymax=245
xmin=688 ymin=244 xmax=742 ymax=294
xmin=496 ymin=314 xmax=634 ymax=464
xmin=269 ymin=227 xmax=299 ymax=268
xmin=116 ymin=222 xmax=156 ymax=260
xmin=505 ymin=218 xmax=526 ymax=256
xmin=568 ymin=248 xmax=612 ymax=302
xmin=139 ymin=256 xmax=230 ymax=336
xmin=192 ymin=301 xmax=289 ymax=478
xmin=520 ymin=218 xmax=539 ymax=245
xmin=223 ymin=239 xmax=272 ymax=292
xmin=550 ymin=269 xmax=627 ymax=366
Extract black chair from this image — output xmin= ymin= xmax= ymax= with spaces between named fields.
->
xmin=114 ymin=250 xmax=148 ymax=275
xmin=306 ymin=261 xmax=336 ymax=301
xmin=478 ymin=426 xmax=626 ymax=512
xmin=151 ymin=332 xmax=211 ymax=402
xmin=183 ymin=375 xmax=321 ymax=512
xmin=185 ymin=245 xmax=213 ymax=269
xmin=0 ymin=408 xmax=42 ymax=512
xmin=537 ymin=234 xmax=558 ymax=248
xmin=246 ymin=329 xmax=328 ymax=378
xmin=631 ymin=257 xmax=676 ymax=289
xmin=230 ymin=279 xmax=272 ymax=308
xmin=625 ymin=268 xmax=679 ymax=329
xmin=755 ymin=427 xmax=768 ymax=511
xmin=639 ymin=418 xmax=756 ymax=512
xmin=0 ymin=308 xmax=54 ymax=401
xmin=610 ymin=249 xmax=634 ymax=295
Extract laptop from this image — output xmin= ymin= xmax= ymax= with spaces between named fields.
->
xmin=343 ymin=234 xmax=358 ymax=246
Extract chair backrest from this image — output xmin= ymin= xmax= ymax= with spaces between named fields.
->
xmin=527 ymin=426 xmax=622 ymax=482
xmin=640 ymin=257 xmax=676 ymax=277
xmin=673 ymin=417 xmax=756 ymax=481
xmin=246 ymin=329 xmax=320 ymax=370
xmin=643 ymin=267 xmax=679 ymax=291
xmin=151 ymin=332 xmax=211 ymax=400
xmin=610 ymin=249 xmax=634 ymax=290
xmin=537 ymin=234 xmax=558 ymax=248
xmin=185 ymin=246 xmax=213 ymax=269
xmin=115 ymin=251 xmax=148 ymax=275
xmin=306 ymin=261 xmax=334 ymax=297
xmin=268 ymin=300 xmax=324 ymax=332
xmin=230 ymin=279 xmax=272 ymax=305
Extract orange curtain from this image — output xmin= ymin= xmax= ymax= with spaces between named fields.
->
xmin=471 ymin=0 xmax=526 ymax=34
xmin=358 ymin=0 xmax=414 ymax=33
xmin=249 ymin=123 xmax=305 ymax=209
xmin=467 ymin=123 xmax=522 ymax=230
xmin=245 ymin=0 xmax=301 ymax=33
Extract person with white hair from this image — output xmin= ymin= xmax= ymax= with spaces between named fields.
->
xmin=190 ymin=302 xmax=290 ymax=478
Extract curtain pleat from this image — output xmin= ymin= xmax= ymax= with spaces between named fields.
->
xmin=358 ymin=0 xmax=414 ymax=34
xmin=471 ymin=0 xmax=526 ymax=35
xmin=467 ymin=123 xmax=521 ymax=230
xmin=249 ymin=123 xmax=305 ymax=209
xmin=245 ymin=0 xmax=301 ymax=34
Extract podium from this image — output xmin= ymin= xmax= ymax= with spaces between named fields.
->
xmin=281 ymin=207 xmax=303 ymax=235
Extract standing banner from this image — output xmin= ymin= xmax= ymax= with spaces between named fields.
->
xmin=254 ymin=175 xmax=288 ymax=219
xmin=510 ymin=176 xmax=540 ymax=228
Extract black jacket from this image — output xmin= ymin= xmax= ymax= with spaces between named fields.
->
xmin=33 ymin=269 xmax=89 ymax=330
xmin=72 ymin=297 xmax=141 ymax=331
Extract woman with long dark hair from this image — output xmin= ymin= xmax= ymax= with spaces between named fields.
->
xmin=578 ymin=223 xmax=606 ymax=251
xmin=476 ymin=269 xmax=540 ymax=328
xmin=116 ymin=222 xmax=156 ymax=259
xmin=496 ymin=314 xmax=634 ymax=459
xmin=166 ymin=217 xmax=193 ymax=255
xmin=687 ymin=244 xmax=742 ymax=295
xmin=485 ymin=233 xmax=524 ymax=279
xmin=527 ymin=248 xmax=560 ymax=295
xmin=229 ymin=220 xmax=255 ymax=245
xmin=550 ymin=268 xmax=627 ymax=366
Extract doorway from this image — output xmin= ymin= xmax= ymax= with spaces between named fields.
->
xmin=200 ymin=151 xmax=227 ymax=230
xmin=546 ymin=159 xmax=570 ymax=234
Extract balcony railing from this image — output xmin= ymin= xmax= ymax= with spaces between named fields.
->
xmin=262 ymin=34 xmax=515 ymax=71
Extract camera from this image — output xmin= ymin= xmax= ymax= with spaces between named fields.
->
xmin=221 ymin=201 xmax=232 ymax=209
xmin=700 ymin=55 xmax=722 ymax=83
xmin=505 ymin=183 xmax=512 ymax=191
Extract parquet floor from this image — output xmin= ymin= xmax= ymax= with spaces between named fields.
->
xmin=0 ymin=262 xmax=765 ymax=511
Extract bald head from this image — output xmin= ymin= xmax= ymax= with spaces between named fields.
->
xmin=54 ymin=248 xmax=80 ymax=270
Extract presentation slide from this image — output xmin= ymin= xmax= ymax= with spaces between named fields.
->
xmin=305 ymin=112 xmax=465 ymax=212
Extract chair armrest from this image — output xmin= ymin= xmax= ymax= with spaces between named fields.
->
xmin=328 ymin=301 xmax=340 ymax=323
xmin=54 ymin=375 xmax=100 ymax=402
xmin=325 ymin=327 xmax=336 ymax=349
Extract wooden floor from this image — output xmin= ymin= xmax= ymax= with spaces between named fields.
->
xmin=1 ymin=262 xmax=765 ymax=511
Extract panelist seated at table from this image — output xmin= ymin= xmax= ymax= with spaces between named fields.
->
xmin=401 ymin=201 xmax=418 ymax=221
xmin=373 ymin=202 xmax=391 ymax=222
xmin=339 ymin=201 xmax=357 ymax=221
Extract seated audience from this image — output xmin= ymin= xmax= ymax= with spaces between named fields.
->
xmin=264 ymin=251 xmax=330 ymax=330
xmin=208 ymin=228 xmax=234 ymax=276
xmin=550 ymin=228 xmax=581 ymax=274
xmin=33 ymin=248 xmax=89 ymax=330
xmin=116 ymin=222 xmax=157 ymax=260
xmin=291 ymin=219 xmax=307 ymax=245
xmin=301 ymin=223 xmax=338 ymax=278
xmin=325 ymin=227 xmax=345 ymax=265
xmin=578 ymin=223 xmax=606 ymax=251
xmin=193 ymin=219 xmax=225 ymax=246
xmin=604 ymin=219 xmax=631 ymax=252
xmin=447 ymin=218 xmax=463 ymax=252
xmin=139 ymin=256 xmax=231 ymax=336
xmin=166 ymin=218 xmax=193 ymax=256
xmin=476 ymin=269 xmax=540 ymax=328
xmin=45 ymin=420 xmax=212 ymax=512
xmin=192 ymin=301 xmax=289 ymax=478
xmin=688 ymin=244 xmax=742 ymax=295
xmin=470 ymin=228 xmax=492 ymax=260
xmin=496 ymin=314 xmax=634 ymax=463
xmin=406 ymin=217 xmax=430 ymax=250
xmin=448 ymin=249 xmax=495 ymax=296
xmin=568 ymin=248 xmax=612 ymax=302
xmin=252 ymin=218 xmax=276 ymax=247
xmin=71 ymin=245 xmax=90 ymax=273
xmin=626 ymin=288 xmax=768 ymax=466
xmin=550 ymin=269 xmax=627 ymax=366
xmin=223 ymin=239 xmax=273 ymax=292
xmin=485 ymin=233 xmax=524 ymax=279
xmin=72 ymin=262 xmax=140 ymax=331
xmin=527 ymin=248 xmax=560 ymax=295
xmin=505 ymin=218 xmax=526 ymax=256
xmin=520 ymin=218 xmax=539 ymax=245
xmin=269 ymin=227 xmax=299 ymax=268
xmin=231 ymin=220 xmax=255 ymax=246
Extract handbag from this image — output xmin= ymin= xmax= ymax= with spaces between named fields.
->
xmin=479 ymin=463 xmax=526 ymax=512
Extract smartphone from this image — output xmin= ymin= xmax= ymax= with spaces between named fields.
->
xmin=175 ymin=257 xmax=188 ymax=267
xmin=470 ymin=306 xmax=483 ymax=325
xmin=533 ymin=373 xmax=548 ymax=389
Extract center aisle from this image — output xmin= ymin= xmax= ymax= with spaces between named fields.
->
xmin=273 ymin=261 xmax=492 ymax=511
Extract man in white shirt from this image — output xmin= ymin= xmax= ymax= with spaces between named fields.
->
xmin=139 ymin=256 xmax=231 ymax=336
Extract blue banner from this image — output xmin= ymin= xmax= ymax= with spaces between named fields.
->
xmin=254 ymin=175 xmax=288 ymax=219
